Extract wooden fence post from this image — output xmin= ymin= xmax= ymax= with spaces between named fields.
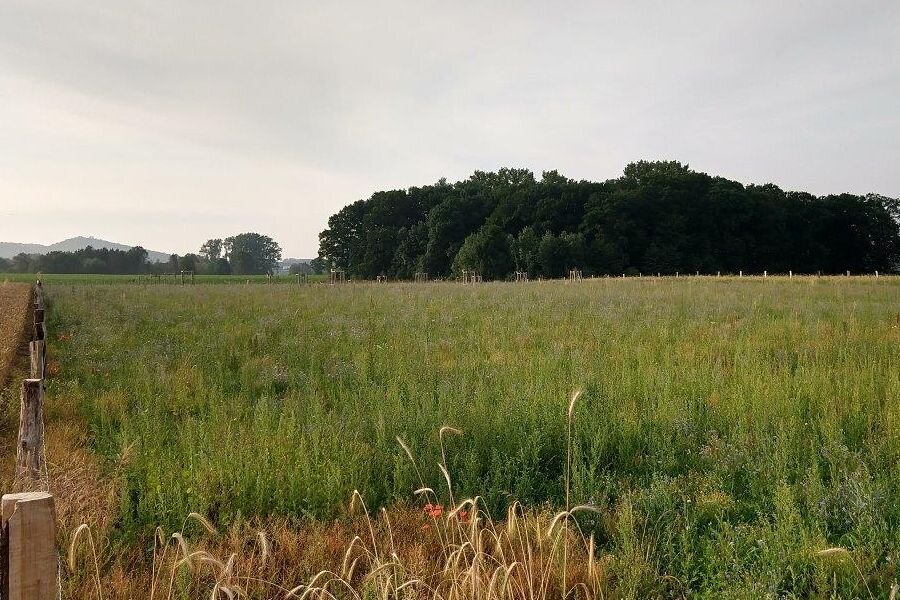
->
xmin=32 ymin=282 xmax=43 ymax=311
xmin=1 ymin=492 xmax=57 ymax=600
xmin=28 ymin=342 xmax=44 ymax=380
xmin=32 ymin=302 xmax=45 ymax=342
xmin=16 ymin=380 xmax=44 ymax=480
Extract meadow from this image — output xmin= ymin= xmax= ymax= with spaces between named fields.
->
xmin=30 ymin=276 xmax=900 ymax=597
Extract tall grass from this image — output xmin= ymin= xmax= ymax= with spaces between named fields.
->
xmin=69 ymin=468 xmax=604 ymax=599
xmin=44 ymin=277 xmax=900 ymax=597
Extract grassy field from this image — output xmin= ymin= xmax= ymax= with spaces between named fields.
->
xmin=33 ymin=276 xmax=900 ymax=597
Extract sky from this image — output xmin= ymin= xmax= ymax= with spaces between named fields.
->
xmin=1 ymin=1 xmax=898 ymax=258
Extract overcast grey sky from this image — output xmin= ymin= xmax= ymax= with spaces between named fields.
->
xmin=1 ymin=1 xmax=898 ymax=257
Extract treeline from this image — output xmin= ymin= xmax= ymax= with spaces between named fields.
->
xmin=0 ymin=246 xmax=152 ymax=274
xmin=0 ymin=233 xmax=283 ymax=275
xmin=318 ymin=161 xmax=900 ymax=279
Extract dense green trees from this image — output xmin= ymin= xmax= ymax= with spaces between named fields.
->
xmin=452 ymin=222 xmax=514 ymax=279
xmin=319 ymin=161 xmax=900 ymax=279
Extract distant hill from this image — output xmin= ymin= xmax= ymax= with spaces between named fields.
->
xmin=0 ymin=236 xmax=171 ymax=263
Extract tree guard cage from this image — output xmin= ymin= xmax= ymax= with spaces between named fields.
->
xmin=464 ymin=270 xmax=482 ymax=283
xmin=150 ymin=271 xmax=194 ymax=284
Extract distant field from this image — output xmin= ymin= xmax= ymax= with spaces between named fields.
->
xmin=38 ymin=277 xmax=900 ymax=596
xmin=1 ymin=273 xmax=327 ymax=285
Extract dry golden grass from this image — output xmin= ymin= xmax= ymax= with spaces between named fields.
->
xmin=66 ymin=498 xmax=606 ymax=600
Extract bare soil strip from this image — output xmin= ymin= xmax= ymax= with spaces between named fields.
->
xmin=0 ymin=282 xmax=30 ymax=387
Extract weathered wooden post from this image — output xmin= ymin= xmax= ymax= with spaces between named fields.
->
xmin=32 ymin=281 xmax=43 ymax=310
xmin=32 ymin=305 xmax=45 ymax=351
xmin=32 ymin=304 xmax=45 ymax=342
xmin=1 ymin=492 xmax=58 ymax=600
xmin=28 ymin=342 xmax=44 ymax=380
xmin=16 ymin=380 xmax=44 ymax=480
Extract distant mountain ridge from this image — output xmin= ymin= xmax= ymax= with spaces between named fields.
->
xmin=0 ymin=236 xmax=171 ymax=263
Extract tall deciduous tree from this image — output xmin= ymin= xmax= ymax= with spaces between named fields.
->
xmin=200 ymin=239 xmax=223 ymax=262
xmin=224 ymin=233 xmax=282 ymax=275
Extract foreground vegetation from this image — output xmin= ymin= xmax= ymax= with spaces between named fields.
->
xmin=37 ymin=277 xmax=900 ymax=597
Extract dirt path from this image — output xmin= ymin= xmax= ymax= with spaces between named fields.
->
xmin=0 ymin=282 xmax=30 ymax=387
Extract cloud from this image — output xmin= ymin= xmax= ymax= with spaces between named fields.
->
xmin=0 ymin=0 xmax=898 ymax=256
